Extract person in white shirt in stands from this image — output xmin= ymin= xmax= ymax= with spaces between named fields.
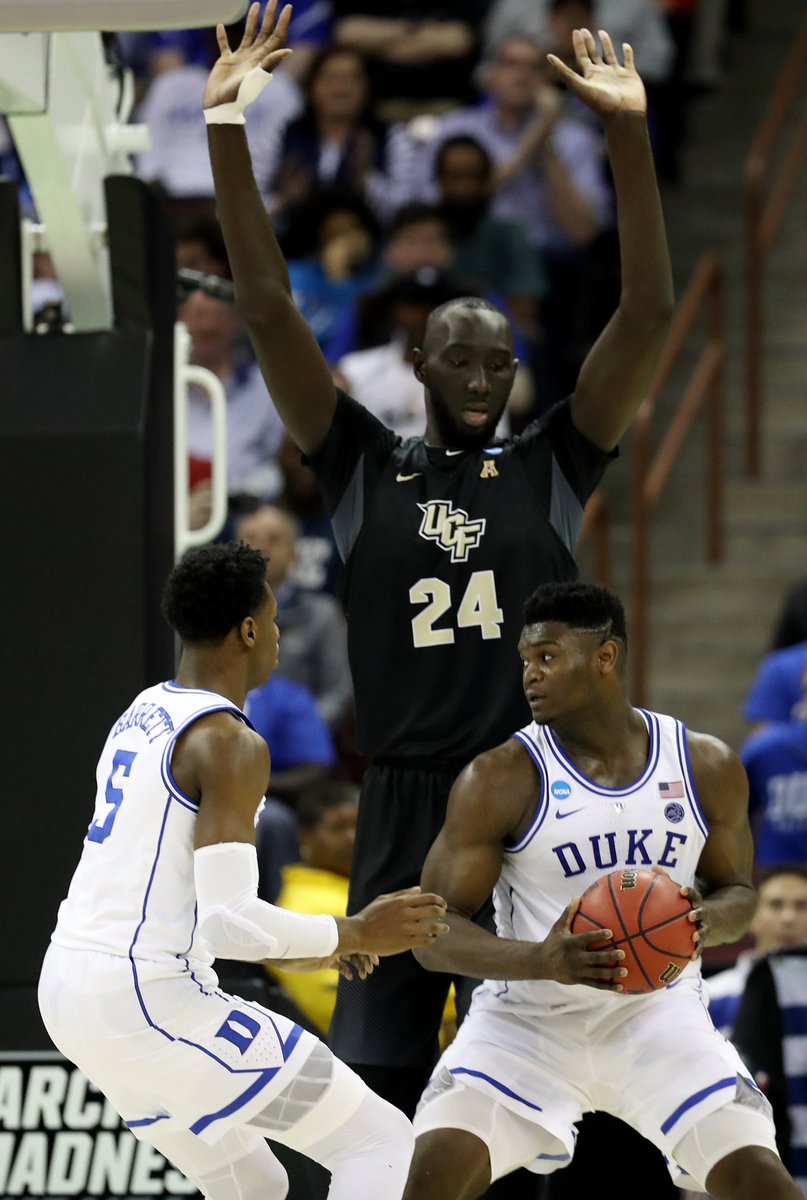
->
xmin=236 ymin=504 xmax=353 ymax=729
xmin=482 ymin=0 xmax=674 ymax=85
xmin=181 ymin=285 xmax=285 ymax=502
xmin=136 ymin=57 xmax=301 ymax=201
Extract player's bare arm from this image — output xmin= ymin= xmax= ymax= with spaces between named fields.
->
xmin=548 ymin=29 xmax=674 ymax=452
xmin=685 ymin=731 xmax=757 ymax=952
xmin=175 ymin=712 xmax=447 ymax=962
xmin=175 ymin=712 xmax=270 ymax=846
xmin=205 ymin=1 xmax=337 ymax=455
xmin=416 ymin=741 xmax=627 ymax=989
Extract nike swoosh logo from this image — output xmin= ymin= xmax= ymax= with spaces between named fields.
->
xmin=556 ymin=808 xmax=584 ymax=820
xmin=396 ymin=472 xmax=422 ymax=482
xmin=445 ymin=449 xmax=464 ymax=456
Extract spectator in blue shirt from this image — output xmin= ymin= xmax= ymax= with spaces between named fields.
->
xmin=246 ymin=673 xmax=337 ymax=806
xmin=741 ymin=675 xmax=807 ymax=867
xmin=744 ymin=641 xmax=807 ymax=730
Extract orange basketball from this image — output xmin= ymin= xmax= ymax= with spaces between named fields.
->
xmin=570 ymin=868 xmax=695 ymax=995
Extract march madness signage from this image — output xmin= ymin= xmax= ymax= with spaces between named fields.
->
xmin=0 ymin=1053 xmax=195 ymax=1197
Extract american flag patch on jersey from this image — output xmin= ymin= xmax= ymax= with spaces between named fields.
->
xmin=659 ymin=781 xmax=685 ymax=798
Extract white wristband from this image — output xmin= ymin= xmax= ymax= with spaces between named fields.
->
xmin=204 ymin=65 xmax=273 ymax=126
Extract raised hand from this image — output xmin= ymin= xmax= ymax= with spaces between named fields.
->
xmin=547 ymin=28 xmax=646 ymax=118
xmin=537 ymin=897 xmax=627 ymax=990
xmin=203 ymin=0 xmax=293 ymax=111
xmin=338 ymin=886 xmax=450 ymax=957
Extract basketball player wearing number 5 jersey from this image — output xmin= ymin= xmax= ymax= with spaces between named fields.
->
xmin=404 ymin=582 xmax=801 ymax=1200
xmin=206 ymin=9 xmax=675 ymax=1121
xmin=38 ymin=543 xmax=450 ymax=1200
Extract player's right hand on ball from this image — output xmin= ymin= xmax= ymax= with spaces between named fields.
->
xmin=538 ymin=898 xmax=627 ymax=991
xmin=336 ymin=886 xmax=449 ymax=957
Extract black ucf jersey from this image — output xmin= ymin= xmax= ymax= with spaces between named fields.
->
xmin=309 ymin=390 xmax=613 ymax=760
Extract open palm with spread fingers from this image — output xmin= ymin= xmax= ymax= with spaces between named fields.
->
xmin=203 ymin=0 xmax=293 ymax=110
xmin=547 ymin=28 xmax=646 ymax=117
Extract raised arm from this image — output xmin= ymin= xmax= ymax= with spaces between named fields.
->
xmin=205 ymin=2 xmax=337 ymax=455
xmin=548 ymin=29 xmax=674 ymax=451
xmin=416 ymin=743 xmax=626 ymax=990
xmin=687 ymin=732 xmax=757 ymax=948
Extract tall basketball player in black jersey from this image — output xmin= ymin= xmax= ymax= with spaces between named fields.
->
xmin=205 ymin=0 xmax=674 ymax=1148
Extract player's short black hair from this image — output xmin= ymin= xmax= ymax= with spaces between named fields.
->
xmin=296 ymin=780 xmax=359 ymax=831
xmin=523 ymin=582 xmax=628 ymax=652
xmin=161 ymin=542 xmax=269 ymax=644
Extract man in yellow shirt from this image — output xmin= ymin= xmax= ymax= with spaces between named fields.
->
xmin=271 ymin=781 xmax=358 ymax=1035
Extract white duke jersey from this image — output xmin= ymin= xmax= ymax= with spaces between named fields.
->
xmin=485 ymin=709 xmax=708 ymax=1014
xmin=52 ymin=682 xmax=250 ymax=973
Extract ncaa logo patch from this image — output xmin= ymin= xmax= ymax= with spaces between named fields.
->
xmin=551 ymin=781 xmax=572 ymax=801
xmin=665 ymin=802 xmax=685 ymax=823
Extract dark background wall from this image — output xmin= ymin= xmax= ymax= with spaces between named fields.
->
xmin=0 ymin=178 xmax=176 ymax=1045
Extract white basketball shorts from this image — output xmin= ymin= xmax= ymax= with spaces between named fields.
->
xmin=38 ymin=943 xmax=336 ymax=1146
xmin=413 ymin=977 xmax=776 ymax=1189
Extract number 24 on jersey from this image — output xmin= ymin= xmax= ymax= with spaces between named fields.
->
xmin=410 ymin=569 xmax=503 ymax=648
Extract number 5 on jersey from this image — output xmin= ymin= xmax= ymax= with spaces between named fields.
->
xmin=410 ymin=570 xmax=503 ymax=648
xmin=88 ymin=749 xmax=137 ymax=844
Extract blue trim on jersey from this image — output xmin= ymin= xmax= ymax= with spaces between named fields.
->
xmin=159 ymin=704 xmax=252 ymax=811
xmin=544 ymin=710 xmax=660 ymax=796
xmin=508 ymin=732 xmax=549 ymax=852
xmin=162 ymin=682 xmax=245 ymax=701
xmin=660 ymin=1076 xmax=737 ymax=1134
xmin=129 ymin=797 xmax=176 ymax=1038
xmin=536 ymin=1152 xmax=571 ymax=1162
xmin=126 ymin=1114 xmax=170 ymax=1129
xmin=190 ymin=1069 xmax=281 ymax=1135
xmin=449 ymin=1068 xmax=543 ymax=1112
xmin=493 ymin=888 xmax=515 ymax=998
xmin=675 ymin=721 xmax=710 ymax=838
xmin=175 ymin=905 xmax=215 ymax=996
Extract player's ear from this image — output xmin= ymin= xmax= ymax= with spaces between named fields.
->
xmin=597 ymin=639 xmax=619 ymax=675
xmin=240 ymin=616 xmax=257 ymax=647
xmin=412 ymin=347 xmax=426 ymax=382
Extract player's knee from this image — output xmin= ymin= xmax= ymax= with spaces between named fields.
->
xmin=368 ymin=1093 xmax=416 ymax=1163
xmin=198 ymin=1143 xmax=289 ymax=1200
xmin=705 ymin=1146 xmax=796 ymax=1200
xmin=674 ymin=1101 xmax=786 ymax=1198
xmin=403 ymin=1129 xmax=491 ymax=1200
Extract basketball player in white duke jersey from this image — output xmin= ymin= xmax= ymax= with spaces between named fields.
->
xmin=38 ymin=542 xmax=449 ymax=1200
xmin=402 ymin=581 xmax=802 ymax=1200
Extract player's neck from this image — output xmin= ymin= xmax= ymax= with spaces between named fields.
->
xmin=549 ymin=701 xmax=645 ymax=767
xmin=173 ymin=652 xmax=248 ymax=711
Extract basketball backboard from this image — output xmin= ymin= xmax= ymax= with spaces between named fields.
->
xmin=0 ymin=1 xmax=250 ymax=33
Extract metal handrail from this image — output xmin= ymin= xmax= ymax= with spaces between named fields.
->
xmin=579 ymin=488 xmax=610 ymax=587
xmin=745 ymin=12 xmax=807 ymax=476
xmin=631 ymin=253 xmax=726 ymax=703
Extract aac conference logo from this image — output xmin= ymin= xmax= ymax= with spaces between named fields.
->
xmin=551 ymin=781 xmax=572 ymax=801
